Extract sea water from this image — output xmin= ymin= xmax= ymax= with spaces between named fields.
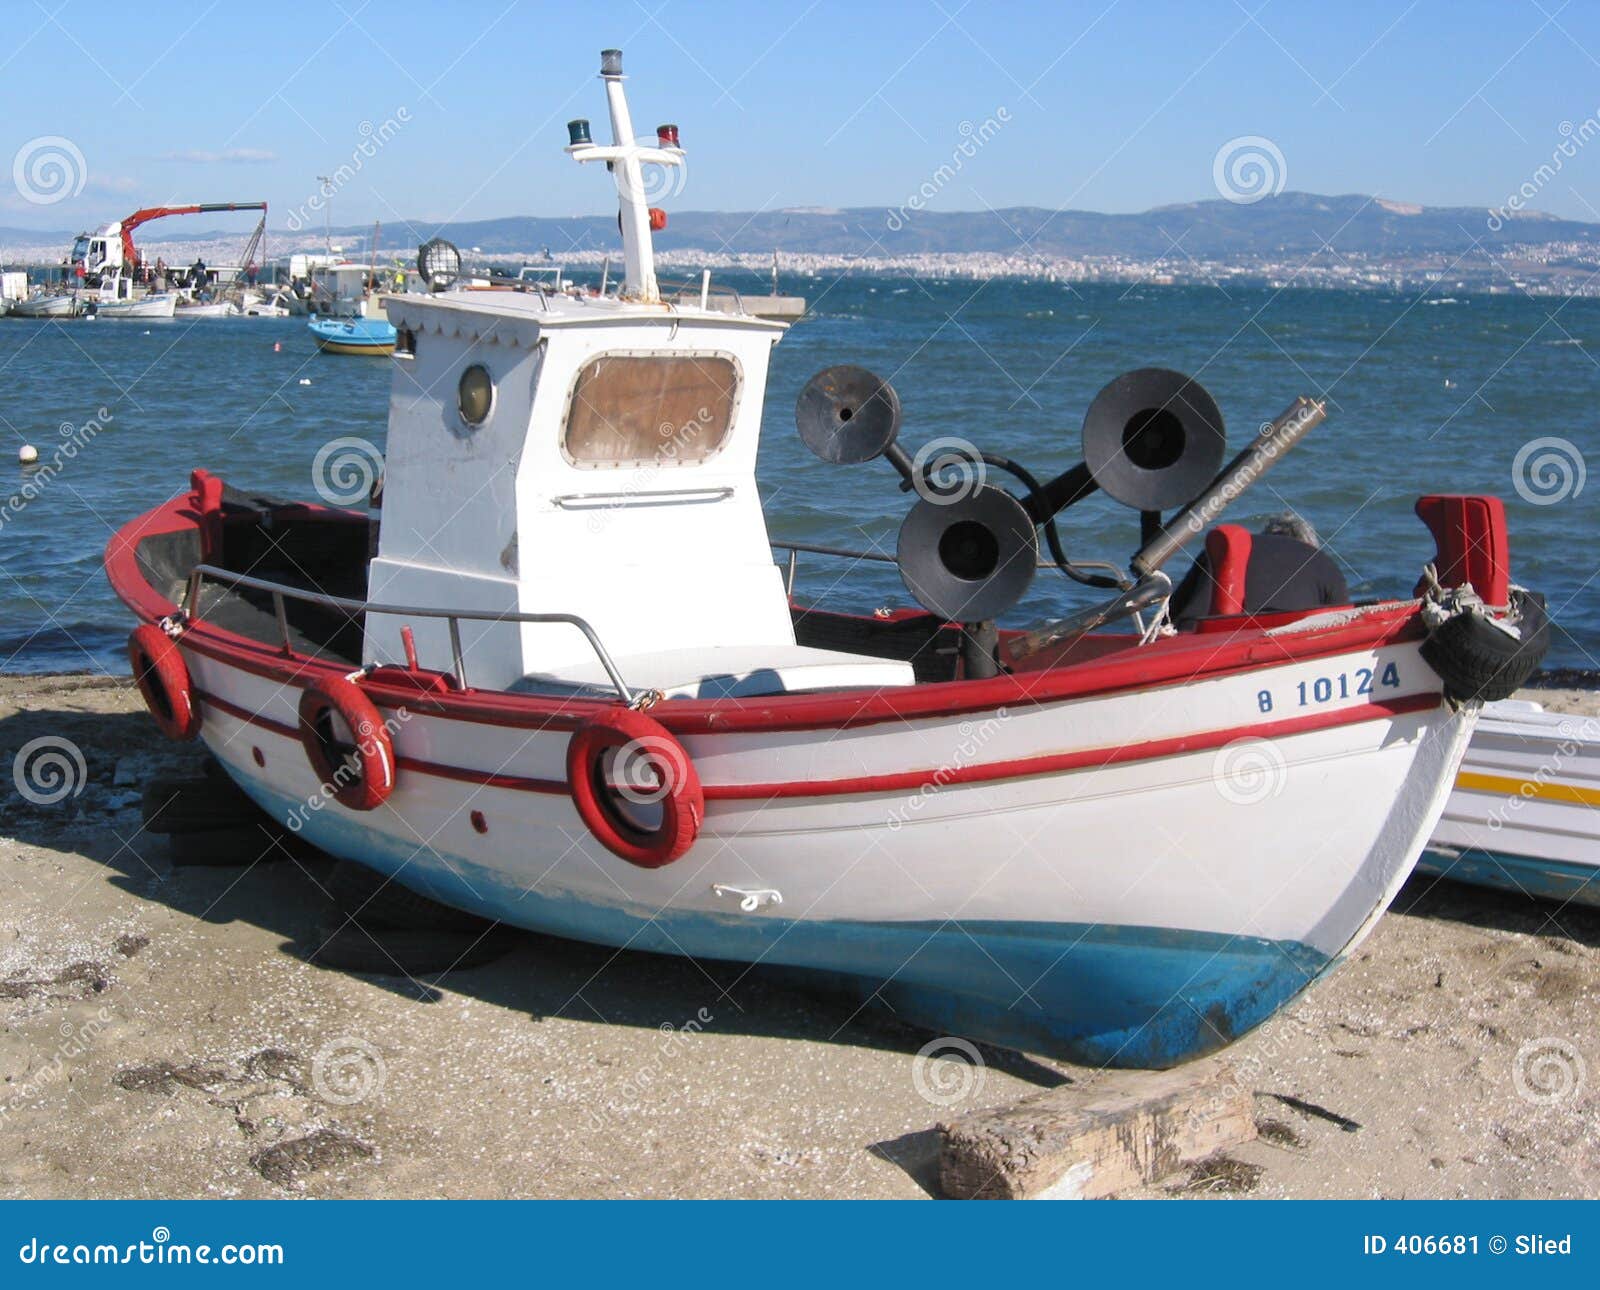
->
xmin=1 ymin=278 xmax=1595 ymax=674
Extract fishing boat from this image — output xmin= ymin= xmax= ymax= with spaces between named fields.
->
xmin=11 ymin=292 xmax=80 ymax=319
xmin=241 ymin=291 xmax=293 ymax=318
xmin=309 ymin=316 xmax=397 ymax=355
xmin=94 ymin=289 xmax=177 ymax=320
xmin=1420 ymin=698 xmax=1599 ymax=907
xmin=176 ymin=300 xmax=240 ymax=319
xmin=107 ymin=50 xmax=1548 ymax=1068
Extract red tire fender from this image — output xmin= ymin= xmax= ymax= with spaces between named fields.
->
xmin=297 ymin=676 xmax=396 ymax=811
xmin=128 ymin=624 xmax=201 ymax=741
xmin=566 ymin=708 xmax=702 ymax=868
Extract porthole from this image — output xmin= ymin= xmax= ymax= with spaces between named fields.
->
xmin=458 ymin=364 xmax=494 ymax=428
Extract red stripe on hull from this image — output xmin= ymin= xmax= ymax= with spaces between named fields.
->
xmin=195 ymin=685 xmax=1442 ymax=804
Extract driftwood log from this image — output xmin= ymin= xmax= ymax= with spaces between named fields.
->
xmin=939 ymin=1061 xmax=1255 ymax=1199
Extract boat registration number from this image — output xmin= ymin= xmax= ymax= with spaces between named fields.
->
xmin=1257 ymin=662 xmax=1400 ymax=713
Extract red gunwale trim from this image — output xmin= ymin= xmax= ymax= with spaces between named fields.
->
xmin=109 ymin=492 xmax=1430 ymax=738
xmin=195 ymin=686 xmax=1442 ymax=803
xmin=700 ymin=691 xmax=1442 ymax=799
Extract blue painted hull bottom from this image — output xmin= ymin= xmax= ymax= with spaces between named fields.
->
xmin=247 ymin=781 xmax=1330 ymax=1068
xmin=1417 ymin=847 xmax=1600 ymax=910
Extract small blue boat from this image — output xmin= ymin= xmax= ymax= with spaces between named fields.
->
xmin=309 ymin=316 xmax=397 ymax=355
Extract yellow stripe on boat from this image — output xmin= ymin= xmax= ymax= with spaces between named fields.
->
xmin=316 ymin=340 xmax=395 ymax=356
xmin=1454 ymin=770 xmax=1600 ymax=807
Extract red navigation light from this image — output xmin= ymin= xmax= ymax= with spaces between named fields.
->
xmin=657 ymin=123 xmax=680 ymax=148
xmin=649 ymin=208 xmax=668 ymax=231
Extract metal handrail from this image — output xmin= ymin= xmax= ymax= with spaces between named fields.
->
xmin=182 ymin=563 xmax=634 ymax=702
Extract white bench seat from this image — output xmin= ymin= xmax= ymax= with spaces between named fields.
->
xmin=515 ymin=644 xmax=917 ymax=700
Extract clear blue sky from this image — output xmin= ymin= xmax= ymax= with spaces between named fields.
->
xmin=5 ymin=0 xmax=1600 ymax=233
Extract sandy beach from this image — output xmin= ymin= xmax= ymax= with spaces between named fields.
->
xmin=1 ymin=673 xmax=1595 ymax=1200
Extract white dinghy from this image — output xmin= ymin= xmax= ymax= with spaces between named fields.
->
xmin=108 ymin=50 xmax=1548 ymax=1067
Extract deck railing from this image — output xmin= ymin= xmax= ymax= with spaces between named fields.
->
xmin=182 ymin=564 xmax=635 ymax=702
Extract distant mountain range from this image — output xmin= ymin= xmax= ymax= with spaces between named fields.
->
xmin=4 ymin=192 xmax=1597 ymax=262
xmin=340 ymin=193 xmax=1597 ymax=260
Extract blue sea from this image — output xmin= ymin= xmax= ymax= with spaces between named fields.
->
xmin=2 ymin=277 xmax=1596 ymax=674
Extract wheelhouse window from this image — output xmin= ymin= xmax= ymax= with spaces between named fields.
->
xmin=563 ymin=352 xmax=739 ymax=468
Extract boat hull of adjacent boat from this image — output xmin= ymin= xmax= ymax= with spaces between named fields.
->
xmin=1420 ymin=699 xmax=1600 ymax=908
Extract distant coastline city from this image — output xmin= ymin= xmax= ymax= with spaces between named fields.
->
xmin=5 ymin=190 xmax=1600 ymax=296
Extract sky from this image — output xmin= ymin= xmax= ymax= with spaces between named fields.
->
xmin=6 ymin=0 xmax=1600 ymax=236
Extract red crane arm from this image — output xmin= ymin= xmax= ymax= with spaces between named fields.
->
xmin=118 ymin=202 xmax=268 ymax=265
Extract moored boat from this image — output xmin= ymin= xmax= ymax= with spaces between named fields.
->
xmin=309 ymin=316 xmax=397 ymax=354
xmin=1420 ymin=697 xmax=1600 ymax=907
xmin=95 ymin=291 xmax=177 ymax=319
xmin=11 ymin=292 xmax=80 ymax=319
xmin=176 ymin=300 xmax=240 ymax=319
xmin=107 ymin=50 xmax=1548 ymax=1068
xmin=241 ymin=291 xmax=294 ymax=318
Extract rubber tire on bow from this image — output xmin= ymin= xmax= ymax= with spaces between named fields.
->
xmin=128 ymin=624 xmax=201 ymax=741
xmin=566 ymin=708 xmax=702 ymax=868
xmin=1421 ymin=589 xmax=1550 ymax=703
xmin=296 ymin=677 xmax=395 ymax=811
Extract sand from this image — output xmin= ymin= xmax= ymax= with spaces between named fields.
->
xmin=1 ymin=673 xmax=1595 ymax=1199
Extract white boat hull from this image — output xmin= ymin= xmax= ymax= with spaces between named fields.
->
xmin=184 ymin=635 xmax=1472 ymax=1066
xmin=1421 ymin=698 xmax=1600 ymax=907
xmin=11 ymin=294 xmax=79 ymax=318
xmin=175 ymin=301 xmax=238 ymax=319
xmin=96 ymin=293 xmax=177 ymax=319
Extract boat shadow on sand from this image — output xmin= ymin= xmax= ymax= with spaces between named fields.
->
xmin=0 ymin=697 xmax=1074 ymax=1095
xmin=1394 ymin=865 xmax=1600 ymax=946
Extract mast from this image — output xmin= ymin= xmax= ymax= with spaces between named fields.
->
xmin=565 ymin=48 xmax=683 ymax=303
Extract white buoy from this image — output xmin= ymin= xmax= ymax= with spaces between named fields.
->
xmin=298 ymin=378 xmax=312 ymax=386
xmin=19 ymin=444 xmax=38 ymax=464
xmin=273 ymin=341 xmax=282 ymax=352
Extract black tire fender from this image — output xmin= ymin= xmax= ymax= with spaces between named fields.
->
xmin=1421 ymin=588 xmax=1549 ymax=703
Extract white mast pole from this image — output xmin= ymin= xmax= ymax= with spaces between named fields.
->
xmin=601 ymin=59 xmax=655 ymax=302
xmin=566 ymin=49 xmax=683 ymax=305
